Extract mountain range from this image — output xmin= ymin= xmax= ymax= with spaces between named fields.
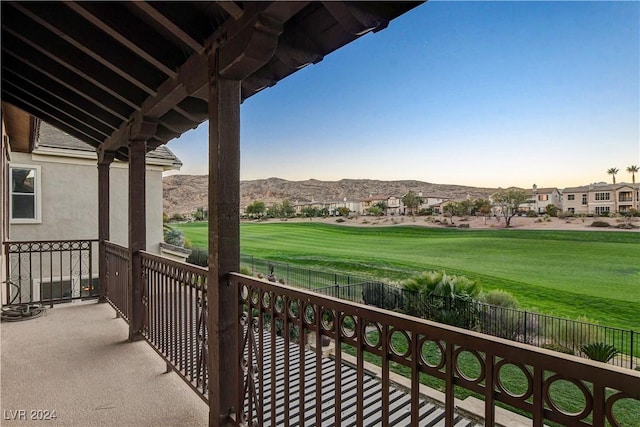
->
xmin=163 ymin=175 xmax=499 ymax=216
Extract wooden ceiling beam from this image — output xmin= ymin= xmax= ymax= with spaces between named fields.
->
xmin=321 ymin=2 xmax=389 ymax=36
xmin=2 ymin=68 xmax=117 ymax=135
xmin=130 ymin=2 xmax=204 ymax=53
xmin=2 ymin=57 xmax=122 ymax=129
xmin=65 ymin=2 xmax=177 ymax=79
xmin=2 ymin=91 xmax=104 ymax=147
xmin=2 ymin=45 xmax=130 ymax=122
xmin=11 ymin=2 xmax=159 ymax=96
xmin=216 ymin=1 xmax=244 ymax=20
xmin=1 ymin=25 xmax=142 ymax=110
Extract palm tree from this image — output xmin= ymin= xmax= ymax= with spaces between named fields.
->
xmin=607 ymin=167 xmax=619 ymax=213
xmin=627 ymin=165 xmax=639 ymax=209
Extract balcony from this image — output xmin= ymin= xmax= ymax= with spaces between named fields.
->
xmin=2 ymin=239 xmax=639 ymax=426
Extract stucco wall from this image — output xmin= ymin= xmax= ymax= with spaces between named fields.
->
xmin=10 ymin=152 xmax=164 ymax=253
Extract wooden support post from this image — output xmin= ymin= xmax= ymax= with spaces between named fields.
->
xmin=97 ymin=150 xmax=115 ymax=303
xmin=128 ymin=138 xmax=147 ymax=342
xmin=208 ymin=52 xmax=241 ymax=426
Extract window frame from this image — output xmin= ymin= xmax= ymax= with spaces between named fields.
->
xmin=10 ymin=164 xmax=42 ymax=224
xmin=567 ymin=194 xmax=575 ymax=201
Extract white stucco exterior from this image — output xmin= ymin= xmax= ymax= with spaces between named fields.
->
xmin=9 ymin=151 xmax=167 ymax=254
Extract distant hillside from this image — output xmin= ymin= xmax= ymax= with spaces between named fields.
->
xmin=163 ymin=175 xmax=499 ymax=216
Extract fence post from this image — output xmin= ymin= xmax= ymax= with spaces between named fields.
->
xmin=631 ymin=330 xmax=635 ymax=369
xmin=524 ymin=311 xmax=528 ymax=343
xmin=287 ymin=264 xmax=289 ymax=284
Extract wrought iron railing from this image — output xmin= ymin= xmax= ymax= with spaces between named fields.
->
xmin=240 ymin=255 xmax=639 ymax=369
xmin=140 ymin=251 xmax=209 ymax=401
xmin=3 ymin=239 xmax=98 ymax=307
xmin=234 ymin=273 xmax=640 ymax=426
xmin=105 ymin=241 xmax=130 ymax=321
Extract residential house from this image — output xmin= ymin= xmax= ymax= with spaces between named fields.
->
xmin=361 ymin=194 xmax=389 ymax=214
xmin=326 ymin=198 xmax=361 ymax=216
xmin=530 ymin=185 xmax=562 ymax=214
xmin=386 ymin=195 xmax=403 ymax=215
xmin=10 ymin=121 xmax=181 ymax=247
xmin=562 ymin=185 xmax=590 ymax=215
xmin=562 ymin=182 xmax=639 ymax=215
xmin=5 ymin=117 xmax=182 ymax=302
xmin=417 ymin=193 xmax=447 ymax=213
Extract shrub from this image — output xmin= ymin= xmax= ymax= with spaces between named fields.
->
xmin=545 ymin=204 xmax=558 ymax=217
xmin=481 ymin=289 xmax=518 ymax=308
xmin=616 ymin=223 xmax=638 ymax=229
xmin=526 ymin=210 xmax=538 ymax=217
xmin=546 ymin=316 xmax=601 ymax=350
xmin=542 ymin=343 xmax=575 ymax=355
xmin=458 ymin=223 xmax=470 ymax=228
xmin=187 ymin=247 xmax=208 ymax=267
xmin=558 ymin=211 xmax=574 ymax=219
xmin=580 ymin=342 xmax=618 ymax=363
xmin=590 ymin=220 xmax=610 ymax=227
xmin=163 ymin=227 xmax=185 ymax=246
xmin=335 ymin=218 xmax=345 ymax=223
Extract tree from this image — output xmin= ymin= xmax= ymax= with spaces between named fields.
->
xmin=607 ymin=167 xmax=619 ymax=185
xmin=301 ymin=206 xmax=317 ymax=218
xmin=401 ymin=191 xmax=421 ymax=218
xmin=491 ymin=188 xmax=529 ymax=227
xmin=281 ymin=199 xmax=296 ymax=218
xmin=627 ymin=165 xmax=639 ymax=209
xmin=246 ymin=200 xmax=266 ymax=218
xmin=374 ymin=201 xmax=388 ymax=215
xmin=442 ymin=202 xmax=458 ymax=224
xmin=367 ymin=206 xmax=383 ymax=216
xmin=545 ymin=204 xmax=558 ymax=217
xmin=456 ymin=199 xmax=473 ymax=218
xmin=607 ymin=167 xmax=619 ymax=213
xmin=193 ymin=207 xmax=207 ymax=221
xmin=473 ymin=198 xmax=492 ymax=216
xmin=337 ymin=206 xmax=350 ymax=217
xmin=267 ymin=203 xmax=281 ymax=218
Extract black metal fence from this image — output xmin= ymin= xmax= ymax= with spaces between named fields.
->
xmin=240 ymin=254 xmax=639 ymax=369
xmin=4 ymin=239 xmax=99 ymax=307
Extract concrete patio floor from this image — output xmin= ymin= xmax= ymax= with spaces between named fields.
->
xmin=1 ymin=301 xmax=208 ymax=426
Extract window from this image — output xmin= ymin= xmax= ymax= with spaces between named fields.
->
xmin=567 ymin=195 xmax=575 ymax=201
xmin=538 ymin=194 xmax=548 ymax=201
xmin=582 ymin=194 xmax=587 ymax=205
xmin=595 ymin=206 xmax=610 ymax=215
xmin=595 ymin=192 xmax=610 ymax=201
xmin=568 ymin=208 xmax=575 ymax=213
xmin=10 ymin=165 xmax=41 ymax=223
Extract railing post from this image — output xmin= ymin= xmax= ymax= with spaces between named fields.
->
xmin=97 ymin=150 xmax=115 ymax=303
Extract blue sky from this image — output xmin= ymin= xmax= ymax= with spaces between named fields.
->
xmin=166 ymin=1 xmax=640 ymax=189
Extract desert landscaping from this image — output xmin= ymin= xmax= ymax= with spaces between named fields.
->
xmin=260 ymin=214 xmax=640 ymax=232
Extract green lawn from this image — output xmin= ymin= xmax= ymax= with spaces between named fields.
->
xmin=174 ymin=221 xmax=640 ymax=330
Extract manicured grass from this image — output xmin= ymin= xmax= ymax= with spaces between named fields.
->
xmin=174 ymin=221 xmax=640 ymax=330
